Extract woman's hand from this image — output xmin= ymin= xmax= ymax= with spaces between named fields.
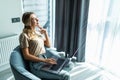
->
xmin=37 ymin=25 xmax=51 ymax=47
xmin=40 ymin=28 xmax=47 ymax=34
xmin=45 ymin=58 xmax=57 ymax=65
xmin=37 ymin=25 xmax=47 ymax=34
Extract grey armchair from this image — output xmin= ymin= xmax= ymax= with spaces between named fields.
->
xmin=10 ymin=46 xmax=66 ymax=80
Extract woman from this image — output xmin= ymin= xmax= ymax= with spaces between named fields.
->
xmin=19 ymin=12 xmax=70 ymax=80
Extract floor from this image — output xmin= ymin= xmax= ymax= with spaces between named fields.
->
xmin=69 ymin=62 xmax=120 ymax=80
xmin=0 ymin=63 xmax=120 ymax=80
xmin=0 ymin=68 xmax=14 ymax=80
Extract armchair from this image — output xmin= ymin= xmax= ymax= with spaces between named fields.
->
xmin=10 ymin=46 xmax=41 ymax=80
xmin=10 ymin=46 xmax=68 ymax=80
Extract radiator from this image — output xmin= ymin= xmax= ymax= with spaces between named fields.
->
xmin=0 ymin=34 xmax=19 ymax=71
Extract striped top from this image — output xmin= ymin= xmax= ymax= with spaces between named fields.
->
xmin=19 ymin=31 xmax=46 ymax=56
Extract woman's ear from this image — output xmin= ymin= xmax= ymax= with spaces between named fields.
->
xmin=29 ymin=18 xmax=33 ymax=27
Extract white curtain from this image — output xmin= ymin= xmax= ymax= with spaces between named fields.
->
xmin=86 ymin=0 xmax=120 ymax=77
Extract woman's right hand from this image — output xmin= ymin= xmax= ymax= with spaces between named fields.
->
xmin=45 ymin=58 xmax=57 ymax=65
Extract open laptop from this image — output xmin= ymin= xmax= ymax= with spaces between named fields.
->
xmin=40 ymin=48 xmax=79 ymax=73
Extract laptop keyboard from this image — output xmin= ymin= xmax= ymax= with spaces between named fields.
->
xmin=50 ymin=58 xmax=65 ymax=70
xmin=51 ymin=58 xmax=69 ymax=71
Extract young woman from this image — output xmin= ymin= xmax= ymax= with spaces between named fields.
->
xmin=19 ymin=12 xmax=70 ymax=80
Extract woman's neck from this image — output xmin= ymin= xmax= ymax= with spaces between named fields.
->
xmin=30 ymin=26 xmax=36 ymax=31
xmin=25 ymin=25 xmax=35 ymax=30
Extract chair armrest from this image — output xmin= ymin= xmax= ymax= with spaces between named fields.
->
xmin=11 ymin=65 xmax=41 ymax=80
xmin=45 ymin=47 xmax=65 ymax=58
xmin=57 ymin=52 xmax=65 ymax=58
xmin=46 ymin=48 xmax=77 ymax=62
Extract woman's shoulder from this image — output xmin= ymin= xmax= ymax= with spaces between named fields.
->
xmin=20 ymin=32 xmax=26 ymax=37
xmin=19 ymin=32 xmax=29 ymax=39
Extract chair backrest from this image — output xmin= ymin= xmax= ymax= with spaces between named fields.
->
xmin=9 ymin=46 xmax=36 ymax=80
xmin=10 ymin=46 xmax=60 ymax=80
xmin=10 ymin=46 xmax=29 ymax=70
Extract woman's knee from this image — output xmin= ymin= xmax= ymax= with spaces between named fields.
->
xmin=63 ymin=73 xmax=70 ymax=80
xmin=46 ymin=50 xmax=61 ymax=58
xmin=59 ymin=71 xmax=70 ymax=80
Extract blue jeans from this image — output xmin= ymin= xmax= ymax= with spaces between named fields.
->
xmin=29 ymin=50 xmax=73 ymax=80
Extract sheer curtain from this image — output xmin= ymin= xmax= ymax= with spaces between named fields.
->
xmin=86 ymin=0 xmax=120 ymax=78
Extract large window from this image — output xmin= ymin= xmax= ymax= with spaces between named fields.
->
xmin=22 ymin=0 xmax=55 ymax=47
xmin=86 ymin=0 xmax=120 ymax=79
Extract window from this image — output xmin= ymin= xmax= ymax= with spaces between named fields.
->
xmin=86 ymin=0 xmax=120 ymax=78
xmin=22 ymin=0 xmax=55 ymax=47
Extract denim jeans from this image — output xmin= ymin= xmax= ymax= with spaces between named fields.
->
xmin=29 ymin=52 xmax=73 ymax=80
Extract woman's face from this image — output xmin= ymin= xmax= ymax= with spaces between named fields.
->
xmin=30 ymin=14 xmax=39 ymax=27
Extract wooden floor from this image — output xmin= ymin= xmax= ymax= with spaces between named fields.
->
xmin=0 ymin=63 xmax=120 ymax=80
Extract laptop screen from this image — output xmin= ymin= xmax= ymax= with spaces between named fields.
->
xmin=68 ymin=47 xmax=79 ymax=58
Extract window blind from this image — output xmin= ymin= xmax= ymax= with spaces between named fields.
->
xmin=22 ymin=0 xmax=55 ymax=47
xmin=23 ymin=0 xmax=49 ymax=26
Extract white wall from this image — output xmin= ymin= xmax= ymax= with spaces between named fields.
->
xmin=0 ymin=0 xmax=23 ymax=38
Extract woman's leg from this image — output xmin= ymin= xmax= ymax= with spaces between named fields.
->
xmin=45 ymin=49 xmax=61 ymax=58
xmin=44 ymin=50 xmax=74 ymax=79
xmin=30 ymin=62 xmax=70 ymax=80
xmin=29 ymin=54 xmax=70 ymax=80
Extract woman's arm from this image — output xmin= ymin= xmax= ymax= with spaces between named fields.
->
xmin=22 ymin=48 xmax=56 ymax=64
xmin=44 ymin=30 xmax=51 ymax=47
xmin=38 ymin=27 xmax=51 ymax=47
xmin=22 ymin=48 xmax=44 ymax=62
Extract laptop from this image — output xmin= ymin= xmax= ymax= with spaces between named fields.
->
xmin=40 ymin=48 xmax=79 ymax=73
